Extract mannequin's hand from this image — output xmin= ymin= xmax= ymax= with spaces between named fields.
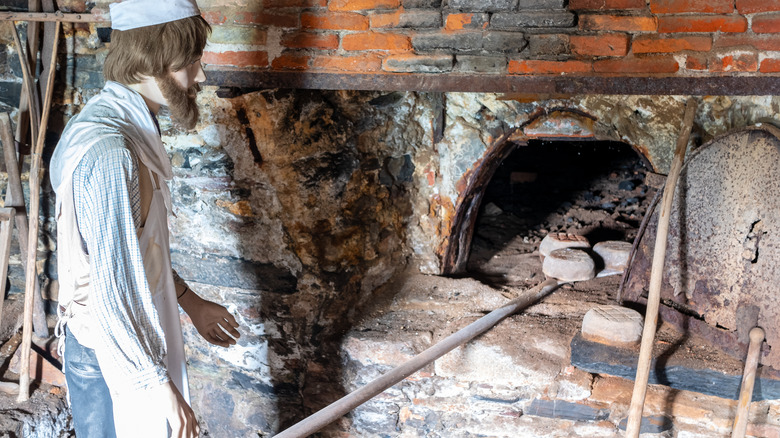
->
xmin=179 ymin=290 xmax=240 ymax=347
xmin=150 ymin=380 xmax=199 ymax=438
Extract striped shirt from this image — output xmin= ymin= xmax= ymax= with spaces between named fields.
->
xmin=72 ymin=135 xmax=169 ymax=391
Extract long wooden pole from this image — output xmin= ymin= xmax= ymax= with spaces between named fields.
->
xmin=18 ymin=20 xmax=59 ymax=403
xmin=624 ymin=97 xmax=698 ymax=437
xmin=274 ymin=278 xmax=561 ymax=438
xmin=9 ymin=21 xmax=40 ymax=150
xmin=731 ymin=326 xmax=765 ymax=438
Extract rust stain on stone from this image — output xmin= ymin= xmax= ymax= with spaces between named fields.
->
xmin=215 ymin=199 xmax=254 ymax=216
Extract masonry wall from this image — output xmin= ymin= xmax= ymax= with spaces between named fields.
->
xmin=1 ymin=1 xmax=780 ymax=436
xmin=194 ymin=0 xmax=780 ymax=76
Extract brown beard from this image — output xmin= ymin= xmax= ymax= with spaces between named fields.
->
xmin=156 ymin=74 xmax=200 ymax=130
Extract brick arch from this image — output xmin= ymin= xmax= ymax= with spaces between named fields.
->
xmin=440 ymin=107 xmax=649 ymax=274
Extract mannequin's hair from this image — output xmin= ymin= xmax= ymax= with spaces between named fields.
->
xmin=104 ymin=15 xmax=211 ymax=84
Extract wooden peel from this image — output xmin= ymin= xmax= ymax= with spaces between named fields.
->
xmin=624 ymin=97 xmax=698 ymax=437
xmin=731 ymin=326 xmax=765 ymax=438
xmin=274 ymin=278 xmax=561 ymax=438
xmin=17 ymin=20 xmax=60 ymax=403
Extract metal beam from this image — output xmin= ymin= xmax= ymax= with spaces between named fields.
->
xmin=205 ymin=70 xmax=780 ymax=96
xmin=0 ymin=11 xmax=108 ymax=23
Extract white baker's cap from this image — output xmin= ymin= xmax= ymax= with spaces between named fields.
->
xmin=109 ymin=0 xmax=201 ymax=31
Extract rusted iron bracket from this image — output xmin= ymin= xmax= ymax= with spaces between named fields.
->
xmin=207 ymin=70 xmax=780 ymax=96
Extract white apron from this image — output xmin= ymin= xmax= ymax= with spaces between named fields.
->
xmin=112 ymin=169 xmax=189 ymax=438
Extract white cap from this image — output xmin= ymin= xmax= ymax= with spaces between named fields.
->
xmin=110 ymin=0 xmax=201 ymax=31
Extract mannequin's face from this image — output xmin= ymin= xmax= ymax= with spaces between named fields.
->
xmin=157 ymin=58 xmax=206 ymax=130
xmin=171 ymin=58 xmax=207 ymax=90
xmin=131 ymin=58 xmax=206 ymax=130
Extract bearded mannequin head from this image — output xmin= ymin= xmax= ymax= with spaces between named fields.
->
xmin=103 ymin=14 xmax=211 ymax=129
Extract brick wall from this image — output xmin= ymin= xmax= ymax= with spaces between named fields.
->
xmin=194 ymin=0 xmax=780 ymax=76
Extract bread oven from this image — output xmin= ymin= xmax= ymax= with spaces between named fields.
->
xmin=2 ymin=0 xmax=780 ymax=436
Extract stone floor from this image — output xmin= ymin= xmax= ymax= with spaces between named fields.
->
xmin=329 ymin=271 xmax=780 ymax=438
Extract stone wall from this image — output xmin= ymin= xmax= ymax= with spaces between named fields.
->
xmin=0 ymin=1 xmax=779 ymax=436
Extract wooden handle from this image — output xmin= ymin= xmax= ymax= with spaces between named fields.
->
xmin=731 ymin=327 xmax=765 ymax=438
xmin=625 ymin=97 xmax=698 ymax=437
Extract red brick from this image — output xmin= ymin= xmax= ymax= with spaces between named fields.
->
xmin=570 ymin=33 xmax=630 ymax=56
xmin=569 ymin=0 xmax=646 ymax=10
xmin=632 ymin=35 xmax=713 ymax=53
xmin=370 ymin=11 xmax=401 ymax=28
xmin=233 ymin=12 xmax=298 ymax=28
xmin=593 ymin=55 xmax=680 ymax=73
xmin=264 ymin=0 xmax=326 ymax=7
xmin=715 ymin=34 xmax=780 ymax=51
xmin=753 ymin=13 xmax=780 ymax=33
xmin=446 ymin=13 xmax=489 ymax=30
xmin=342 ymin=32 xmax=411 ymax=51
xmin=685 ymin=54 xmax=709 ymax=70
xmin=271 ymin=53 xmax=311 ymax=70
xmin=329 ymin=0 xmax=400 ymax=12
xmin=580 ymin=14 xmax=658 ymax=32
xmin=737 ymin=0 xmax=780 ymax=13
xmin=658 ymin=15 xmax=747 ymax=33
xmin=312 ymin=53 xmax=383 ymax=71
xmin=202 ymin=10 xmax=227 ymax=25
xmin=508 ymin=59 xmax=592 ymax=74
xmin=9 ymin=347 xmax=66 ymax=387
xmin=302 ymin=12 xmax=369 ymax=30
xmin=202 ymin=50 xmax=269 ymax=68
xmin=760 ymin=57 xmax=780 ymax=72
xmin=650 ymin=0 xmax=734 ymax=14
xmin=281 ymin=31 xmax=340 ymax=50
xmin=710 ymin=51 xmax=758 ymax=72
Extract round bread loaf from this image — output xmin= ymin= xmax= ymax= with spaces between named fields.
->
xmin=581 ymin=305 xmax=643 ymax=346
xmin=542 ymin=248 xmax=596 ymax=282
xmin=539 ymin=233 xmax=591 ymax=257
xmin=593 ymin=240 xmax=632 ymax=272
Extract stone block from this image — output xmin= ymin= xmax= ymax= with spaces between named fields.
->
xmin=402 ymin=0 xmax=441 ymax=7
xmin=383 ymin=54 xmax=454 ymax=73
xmin=491 ymin=11 xmax=576 ymax=29
xmin=518 ymin=0 xmax=566 ymax=9
xmin=171 ymin=250 xmax=298 ymax=293
xmin=527 ymin=34 xmax=570 ymax=56
xmin=0 ymin=82 xmax=21 ymax=109
xmin=411 ymin=32 xmax=483 ymax=52
xmin=617 ymin=415 xmax=674 ymax=434
xmin=444 ymin=12 xmax=490 ymax=30
xmin=525 ymin=399 xmax=610 ymax=422
xmin=570 ymin=333 xmax=780 ymax=401
xmin=483 ymin=31 xmax=528 ymax=53
xmin=398 ymin=10 xmax=443 ymax=28
xmin=209 ymin=25 xmax=266 ymax=45
xmin=449 ymin=0 xmax=518 ymax=12
xmin=454 ymin=55 xmax=507 ymax=73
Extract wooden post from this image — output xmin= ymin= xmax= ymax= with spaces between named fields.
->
xmin=17 ymin=20 xmax=60 ymax=403
xmin=624 ymin=97 xmax=698 ymax=437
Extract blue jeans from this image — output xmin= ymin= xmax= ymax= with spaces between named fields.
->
xmin=64 ymin=327 xmax=117 ymax=438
